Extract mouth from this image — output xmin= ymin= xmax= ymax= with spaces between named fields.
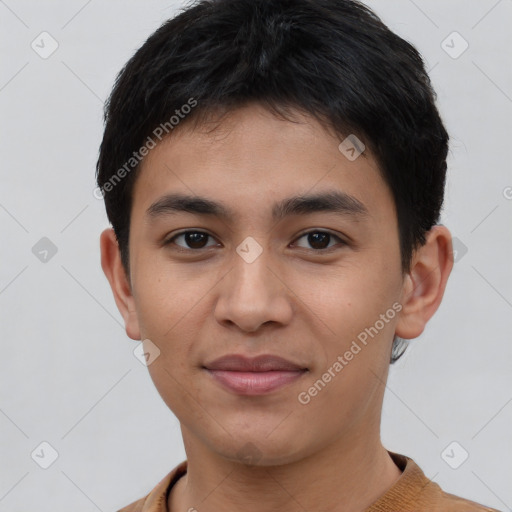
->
xmin=203 ymin=354 xmax=308 ymax=395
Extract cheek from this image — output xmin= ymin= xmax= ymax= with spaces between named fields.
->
xmin=318 ymin=264 xmax=395 ymax=326
xmin=309 ymin=261 xmax=401 ymax=379
xmin=296 ymin=298 xmax=397 ymax=431
xmin=131 ymin=262 xmax=210 ymax=393
xmin=132 ymin=258 xmax=207 ymax=336
xmin=146 ymin=361 xmax=197 ymax=427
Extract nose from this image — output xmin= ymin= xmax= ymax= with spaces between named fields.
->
xmin=213 ymin=245 xmax=293 ymax=333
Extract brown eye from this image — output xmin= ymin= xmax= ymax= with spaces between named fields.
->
xmin=166 ymin=231 xmax=218 ymax=250
xmin=294 ymin=230 xmax=345 ymax=251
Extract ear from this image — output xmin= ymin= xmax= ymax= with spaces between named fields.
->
xmin=100 ymin=227 xmax=141 ymax=341
xmin=395 ymin=225 xmax=454 ymax=340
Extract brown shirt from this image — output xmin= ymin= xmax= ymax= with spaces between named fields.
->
xmin=117 ymin=452 xmax=501 ymax=512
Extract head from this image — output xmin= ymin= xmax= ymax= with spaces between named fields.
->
xmin=98 ymin=0 xmax=453 ymax=466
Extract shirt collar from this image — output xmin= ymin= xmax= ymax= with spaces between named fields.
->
xmin=136 ymin=452 xmax=419 ymax=511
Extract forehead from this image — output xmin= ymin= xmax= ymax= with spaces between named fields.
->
xmin=131 ymin=103 xmax=395 ymax=225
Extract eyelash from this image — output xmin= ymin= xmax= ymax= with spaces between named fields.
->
xmin=163 ymin=229 xmax=347 ymax=252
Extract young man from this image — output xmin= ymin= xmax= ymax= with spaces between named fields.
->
xmin=97 ymin=0 xmax=500 ymax=510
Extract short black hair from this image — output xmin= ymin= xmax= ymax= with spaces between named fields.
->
xmin=96 ymin=0 xmax=449 ymax=363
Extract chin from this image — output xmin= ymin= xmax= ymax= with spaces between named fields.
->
xmin=213 ymin=431 xmax=309 ymax=467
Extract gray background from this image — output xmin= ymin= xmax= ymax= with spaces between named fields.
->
xmin=1 ymin=0 xmax=511 ymax=510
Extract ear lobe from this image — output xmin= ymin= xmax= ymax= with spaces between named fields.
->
xmin=395 ymin=225 xmax=454 ymax=340
xmin=100 ymin=228 xmax=141 ymax=341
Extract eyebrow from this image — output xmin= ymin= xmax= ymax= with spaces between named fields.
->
xmin=146 ymin=190 xmax=369 ymax=223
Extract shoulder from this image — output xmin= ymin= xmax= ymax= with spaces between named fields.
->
xmin=117 ymin=496 xmax=146 ymax=512
xmin=411 ymin=480 xmax=501 ymax=511
xmin=115 ymin=460 xmax=188 ymax=512
xmin=429 ymin=487 xmax=502 ymax=512
xmin=367 ymin=452 xmax=501 ymax=512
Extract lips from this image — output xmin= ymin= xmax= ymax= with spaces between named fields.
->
xmin=204 ymin=354 xmax=308 ymax=395
xmin=205 ymin=354 xmax=306 ymax=372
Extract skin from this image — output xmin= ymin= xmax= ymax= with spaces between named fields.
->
xmin=100 ymin=103 xmax=453 ymax=512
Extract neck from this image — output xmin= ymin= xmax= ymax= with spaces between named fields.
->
xmin=169 ymin=428 xmax=402 ymax=512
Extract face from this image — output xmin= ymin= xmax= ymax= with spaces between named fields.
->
xmin=120 ymin=103 xmax=409 ymax=465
